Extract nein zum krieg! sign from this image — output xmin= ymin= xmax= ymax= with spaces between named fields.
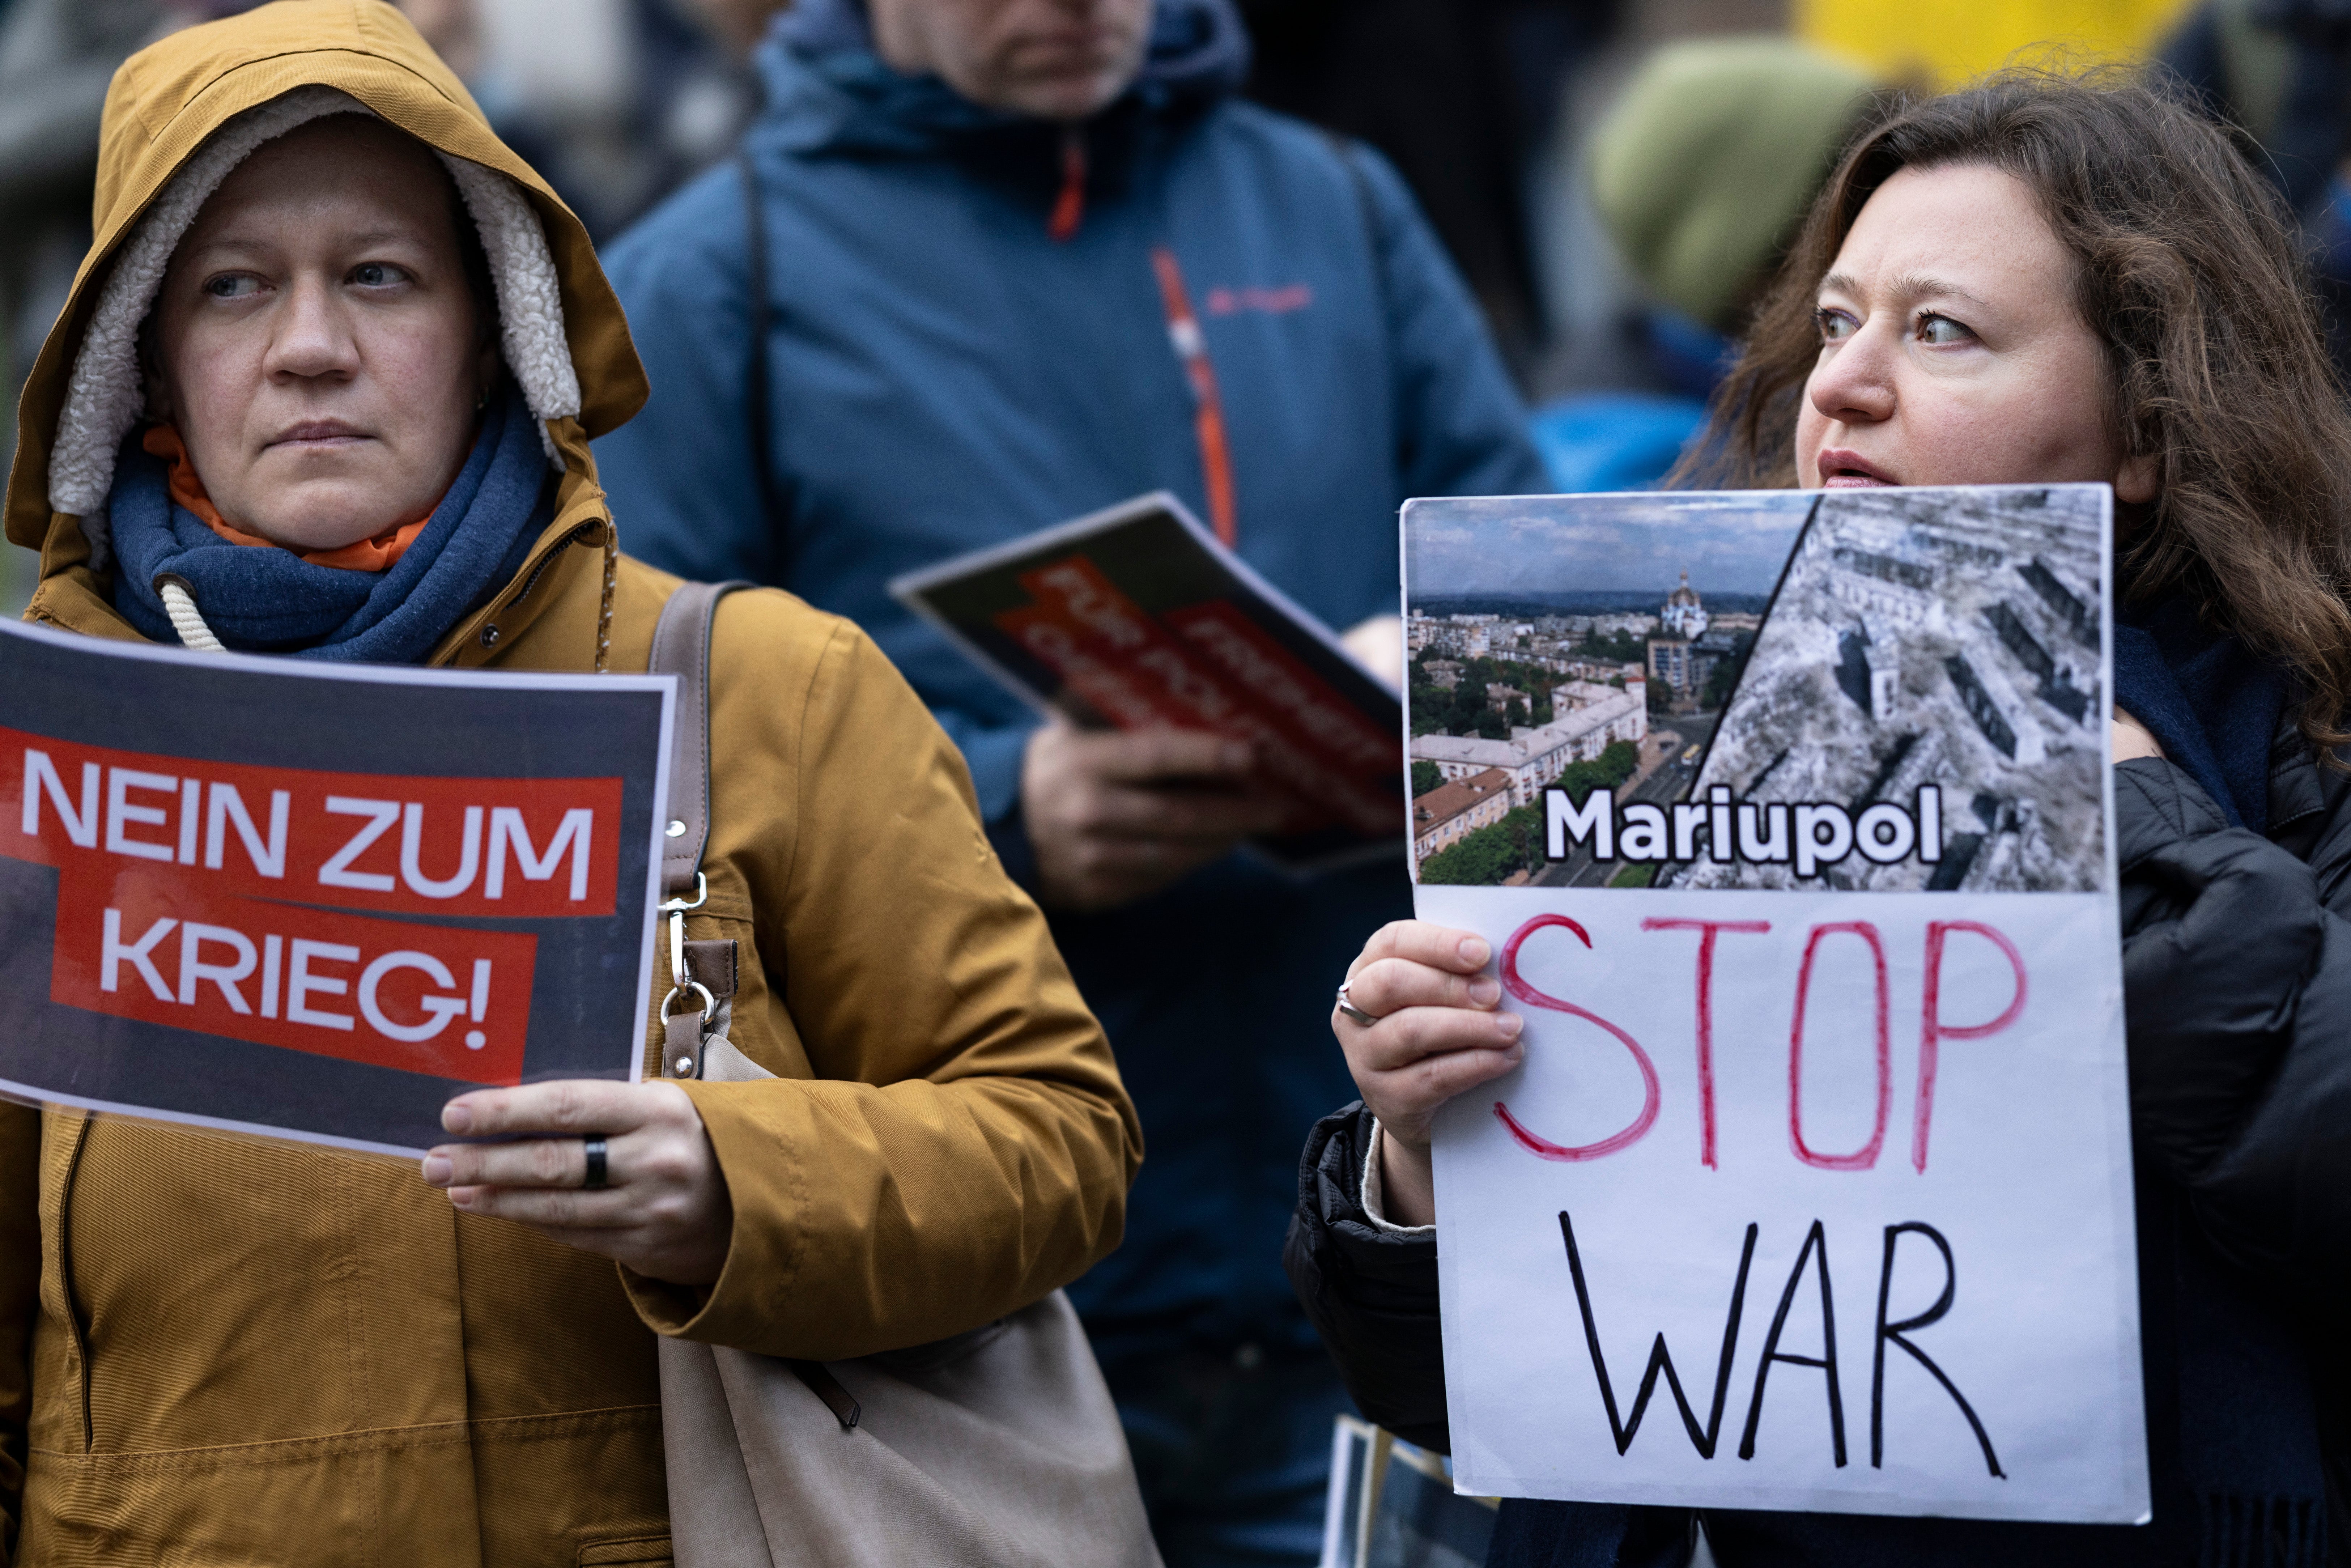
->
xmin=0 ymin=621 xmax=671 ymax=1156
xmin=1404 ymin=485 xmax=2144 ymax=1523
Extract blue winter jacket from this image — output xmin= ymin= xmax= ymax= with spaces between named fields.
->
xmin=594 ymin=0 xmax=1545 ymax=1361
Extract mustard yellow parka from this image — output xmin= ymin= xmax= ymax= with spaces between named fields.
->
xmin=0 ymin=5 xmax=1140 ymax=1563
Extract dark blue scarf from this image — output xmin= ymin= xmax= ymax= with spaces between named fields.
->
xmin=107 ymin=385 xmax=551 ymax=665
xmin=2111 ymin=594 xmax=2286 ymax=832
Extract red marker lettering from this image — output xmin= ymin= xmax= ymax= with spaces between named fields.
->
xmin=1641 ymin=918 xmax=1770 ymax=1169
xmin=1913 ymin=921 xmax=2028 ymax=1172
xmin=1493 ymin=914 xmax=1660 ymax=1162
xmin=1788 ymin=921 xmax=1891 ymax=1171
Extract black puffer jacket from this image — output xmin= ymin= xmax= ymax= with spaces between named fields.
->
xmin=1285 ymin=729 xmax=2350 ymax=1567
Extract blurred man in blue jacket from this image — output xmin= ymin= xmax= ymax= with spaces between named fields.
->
xmin=594 ymin=0 xmax=1542 ymax=1558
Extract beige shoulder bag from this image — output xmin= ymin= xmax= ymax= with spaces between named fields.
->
xmin=646 ymin=581 xmax=1162 ymax=1568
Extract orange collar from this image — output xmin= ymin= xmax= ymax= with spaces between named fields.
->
xmin=141 ymin=425 xmax=434 ymax=572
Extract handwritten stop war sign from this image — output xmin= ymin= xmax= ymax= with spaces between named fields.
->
xmin=0 ymin=619 xmax=672 ymax=1157
xmin=1407 ymin=485 xmax=2146 ymax=1523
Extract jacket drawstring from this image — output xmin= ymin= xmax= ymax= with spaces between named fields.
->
xmin=595 ymin=519 xmax=616 ymax=673
xmin=156 ymin=575 xmax=224 ymax=652
xmin=1049 ymin=128 xmax=1086 ymax=242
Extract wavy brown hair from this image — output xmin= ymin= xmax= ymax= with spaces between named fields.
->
xmin=1680 ymin=66 xmax=2351 ymax=752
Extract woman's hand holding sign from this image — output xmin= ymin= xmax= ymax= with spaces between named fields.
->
xmin=2111 ymin=706 xmax=2163 ymax=762
xmin=421 ymin=1080 xmax=734 ymax=1284
xmin=1333 ymin=921 xmax=1523 ymax=1228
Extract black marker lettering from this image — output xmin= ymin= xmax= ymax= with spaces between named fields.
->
xmin=1738 ymin=1219 xmax=1847 ymax=1466
xmin=1871 ymin=1221 xmax=2004 ymax=1478
xmin=1560 ymin=1211 xmax=1758 ymax=1459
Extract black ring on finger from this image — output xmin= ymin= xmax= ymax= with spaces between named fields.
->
xmin=582 ymin=1135 xmax=609 ymax=1191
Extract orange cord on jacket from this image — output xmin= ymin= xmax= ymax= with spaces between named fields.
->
xmin=1149 ymin=245 xmax=1238 ymax=548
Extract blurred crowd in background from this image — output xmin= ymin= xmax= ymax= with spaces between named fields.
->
xmin=7 ymin=0 xmax=2327 ymax=606
xmin=5 ymin=0 xmax=2273 ymax=626
xmin=6 ymin=0 xmax=2348 ymax=1561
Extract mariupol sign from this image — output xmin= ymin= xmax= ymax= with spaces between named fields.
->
xmin=1405 ymin=485 xmax=2144 ymax=1523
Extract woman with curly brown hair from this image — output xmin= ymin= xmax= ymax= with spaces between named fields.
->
xmin=1289 ymin=69 xmax=2351 ymax=1567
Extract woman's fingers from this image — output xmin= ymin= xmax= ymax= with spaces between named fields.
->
xmin=1383 ymin=1037 xmax=1524 ymax=1105
xmin=423 ymin=1130 xmax=631 ymax=1191
xmin=1348 ymin=920 xmax=1491 ymax=983
xmin=1360 ymin=1029 xmax=1525 ymax=1141
xmin=1351 ymin=1003 xmax=1522 ymax=1075
xmin=1344 ymin=954 xmax=1502 ymax=1019
xmin=442 ymin=1078 xmax=661 ymax=1139
xmin=421 ymin=1080 xmax=731 ymax=1285
xmin=2110 ymin=705 xmax=2164 ymax=762
xmin=1333 ymin=920 xmax=1523 ymax=1143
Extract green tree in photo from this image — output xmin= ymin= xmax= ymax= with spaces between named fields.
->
xmin=1552 ymin=739 xmax=1641 ymax=805
xmin=1419 ymin=803 xmax=1548 ymax=886
xmin=1409 ymin=687 xmax=1452 ymax=736
xmin=1446 ymin=681 xmax=1487 ymax=735
xmin=1412 ymin=761 xmax=1444 ymax=796
xmin=1578 ymin=631 xmax=1646 ymax=664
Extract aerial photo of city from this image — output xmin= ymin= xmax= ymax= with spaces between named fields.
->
xmin=1400 ymin=492 xmax=1813 ymax=888
xmin=1398 ymin=487 xmax=2110 ymax=891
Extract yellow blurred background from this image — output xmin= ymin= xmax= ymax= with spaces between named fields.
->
xmin=1797 ymin=0 xmax=2197 ymax=83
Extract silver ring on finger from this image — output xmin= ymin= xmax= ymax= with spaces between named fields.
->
xmin=1335 ymin=980 xmax=1381 ymax=1028
xmin=582 ymin=1135 xmax=609 ymax=1191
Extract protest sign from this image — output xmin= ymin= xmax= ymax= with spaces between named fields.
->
xmin=1406 ymin=485 xmax=2144 ymax=1523
xmin=0 ymin=619 xmax=671 ymax=1157
xmin=890 ymin=490 xmax=1403 ymax=870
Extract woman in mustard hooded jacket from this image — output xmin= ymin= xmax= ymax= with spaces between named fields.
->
xmin=0 ymin=4 xmax=1141 ymax=1563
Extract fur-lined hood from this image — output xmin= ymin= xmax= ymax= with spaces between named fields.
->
xmin=3 ymin=0 xmax=647 ymax=644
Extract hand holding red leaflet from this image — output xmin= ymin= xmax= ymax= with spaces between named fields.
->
xmin=890 ymin=491 xmax=1409 ymax=891
xmin=1021 ymin=719 xmax=1302 ymax=910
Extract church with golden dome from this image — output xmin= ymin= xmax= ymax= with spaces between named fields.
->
xmin=1660 ymin=569 xmax=1709 ymax=639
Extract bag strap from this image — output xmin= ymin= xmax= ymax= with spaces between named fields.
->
xmin=650 ymin=579 xmax=747 ymax=896
xmin=649 ymin=579 xmax=751 ymax=1077
xmin=646 ymin=580 xmax=868 ymax=1428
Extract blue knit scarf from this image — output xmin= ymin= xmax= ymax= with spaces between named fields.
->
xmin=107 ymin=385 xmax=552 ymax=664
xmin=2111 ymin=593 xmax=2287 ymax=832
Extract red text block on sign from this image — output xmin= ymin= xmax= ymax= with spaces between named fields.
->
xmin=52 ymin=865 xmax=537 ymax=1085
xmin=0 ymin=726 xmax=621 ymax=918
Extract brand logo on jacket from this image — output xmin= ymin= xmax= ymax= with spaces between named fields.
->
xmin=1204 ymin=284 xmax=1313 ymax=316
